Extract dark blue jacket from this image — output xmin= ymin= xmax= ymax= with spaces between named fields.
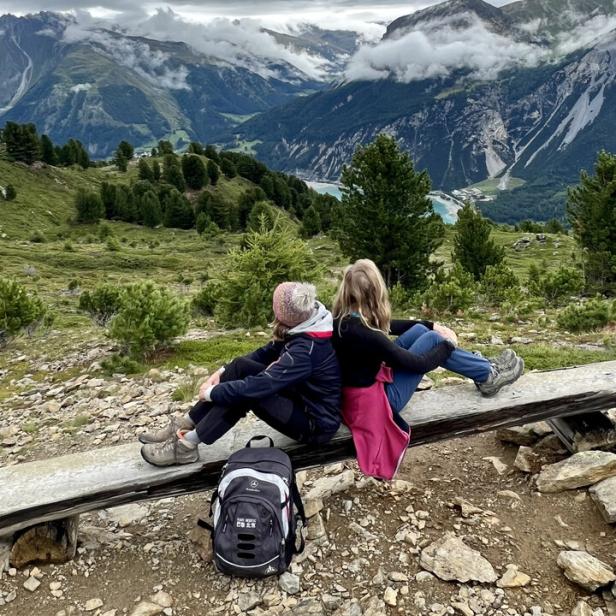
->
xmin=210 ymin=334 xmax=342 ymax=435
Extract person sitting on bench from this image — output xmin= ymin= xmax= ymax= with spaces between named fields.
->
xmin=331 ymin=259 xmax=524 ymax=479
xmin=139 ymin=282 xmax=341 ymax=467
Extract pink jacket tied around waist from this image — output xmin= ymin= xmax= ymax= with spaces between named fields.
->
xmin=341 ymin=364 xmax=410 ymax=481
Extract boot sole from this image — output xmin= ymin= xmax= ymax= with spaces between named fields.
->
xmin=140 ymin=445 xmax=200 ymax=467
xmin=479 ymin=357 xmax=525 ymax=398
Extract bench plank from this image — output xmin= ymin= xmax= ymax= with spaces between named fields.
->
xmin=1 ymin=360 xmax=615 ymax=536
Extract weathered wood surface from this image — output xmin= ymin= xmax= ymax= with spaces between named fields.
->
xmin=1 ymin=360 xmax=615 ymax=537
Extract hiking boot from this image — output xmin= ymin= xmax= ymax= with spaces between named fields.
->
xmin=138 ymin=415 xmax=194 ymax=444
xmin=489 ymin=348 xmax=517 ymax=370
xmin=476 ymin=356 xmax=525 ymax=397
xmin=141 ymin=436 xmax=200 ymax=467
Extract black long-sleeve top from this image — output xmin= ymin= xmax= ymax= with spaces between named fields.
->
xmin=332 ymin=316 xmax=455 ymax=388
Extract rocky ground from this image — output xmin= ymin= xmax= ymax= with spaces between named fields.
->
xmin=1 ymin=336 xmax=616 ymax=616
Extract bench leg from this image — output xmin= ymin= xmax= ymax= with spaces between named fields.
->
xmin=10 ymin=515 xmax=79 ymax=569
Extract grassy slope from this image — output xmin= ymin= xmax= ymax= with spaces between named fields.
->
xmin=0 ymin=158 xmax=613 ymax=396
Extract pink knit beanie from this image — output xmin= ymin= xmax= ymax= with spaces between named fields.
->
xmin=272 ymin=282 xmax=317 ymax=327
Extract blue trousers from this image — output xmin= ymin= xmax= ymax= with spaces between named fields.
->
xmin=385 ymin=324 xmax=492 ymax=414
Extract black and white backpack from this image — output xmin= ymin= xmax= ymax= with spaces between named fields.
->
xmin=200 ymin=436 xmax=307 ymax=577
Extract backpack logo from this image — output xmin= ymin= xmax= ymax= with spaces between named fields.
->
xmin=264 ymin=565 xmax=277 ymax=574
xmin=250 ymin=480 xmax=259 ymax=488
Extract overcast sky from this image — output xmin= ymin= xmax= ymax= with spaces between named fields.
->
xmin=2 ymin=1 xmax=515 ymax=26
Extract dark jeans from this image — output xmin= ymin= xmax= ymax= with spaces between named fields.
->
xmin=188 ymin=357 xmax=320 ymax=445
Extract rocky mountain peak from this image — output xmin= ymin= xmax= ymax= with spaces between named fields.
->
xmin=384 ymin=0 xmax=511 ymax=39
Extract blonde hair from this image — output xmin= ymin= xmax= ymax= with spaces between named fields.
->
xmin=332 ymin=259 xmax=391 ymax=334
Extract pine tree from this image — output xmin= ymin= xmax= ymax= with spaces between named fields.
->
xmin=2 ymin=122 xmax=40 ymax=164
xmin=567 ymin=150 xmax=616 ymax=293
xmin=40 ymin=134 xmax=57 ymax=165
xmin=139 ymin=191 xmax=163 ymax=228
xmin=75 ymin=189 xmax=104 ymax=223
xmin=163 ymin=155 xmax=186 ymax=192
xmin=152 ymin=159 xmax=161 ymax=182
xmin=162 ymin=189 xmax=194 ymax=229
xmin=4 ymin=185 xmax=17 ymax=201
xmin=138 ymin=158 xmax=154 ymax=182
xmin=337 ymin=134 xmax=444 ymax=289
xmin=114 ymin=185 xmax=138 ymax=222
xmin=182 ymin=154 xmax=208 ymax=190
xmin=207 ymin=160 xmax=220 ymax=186
xmin=300 ymin=205 xmax=321 ymax=238
xmin=188 ymin=142 xmax=204 ymax=155
xmin=205 ymin=144 xmax=220 ymax=163
xmin=114 ymin=141 xmax=134 ymax=172
xmin=158 ymin=140 xmax=174 ymax=155
xmin=246 ymin=201 xmax=276 ymax=231
xmin=220 ymin=157 xmax=237 ymax=179
xmin=100 ymin=182 xmax=118 ymax=219
xmin=452 ymin=203 xmax=505 ymax=281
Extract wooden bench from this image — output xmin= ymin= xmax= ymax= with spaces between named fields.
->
xmin=1 ymin=361 xmax=616 ymax=542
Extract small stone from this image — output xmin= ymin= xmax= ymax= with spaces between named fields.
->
xmin=415 ymin=571 xmax=435 ymax=583
xmin=23 ymin=576 xmax=41 ymax=592
xmin=497 ymin=564 xmax=531 ymax=588
xmin=306 ymin=513 xmax=327 ymax=540
xmin=482 ymin=456 xmax=508 ymax=475
xmin=572 ymin=600 xmax=594 ymax=616
xmin=389 ymin=571 xmax=408 ymax=582
xmin=85 ymin=598 xmax=104 ymax=611
xmin=101 ymin=611 xmax=118 ymax=616
xmin=497 ymin=490 xmax=522 ymax=502
xmin=150 ymin=591 xmax=173 ymax=608
xmin=238 ymin=591 xmax=261 ymax=612
xmin=514 ymin=446 xmax=542 ymax=473
xmin=106 ymin=504 xmax=150 ymax=527
xmin=451 ymin=602 xmax=474 ymax=616
xmin=537 ymin=451 xmax=616 ymax=492
xmin=129 ymin=602 xmax=164 ymax=616
xmin=49 ymin=581 xmax=62 ymax=591
xmin=279 ymin=572 xmax=301 ymax=595
xmin=5 ymin=590 xmax=16 ymax=603
xmin=384 ymin=587 xmax=398 ymax=607
xmin=557 ymin=550 xmax=615 ymax=591
xmin=453 ymin=497 xmax=483 ymax=517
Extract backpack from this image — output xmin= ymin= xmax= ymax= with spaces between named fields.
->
xmin=199 ymin=436 xmax=307 ymax=577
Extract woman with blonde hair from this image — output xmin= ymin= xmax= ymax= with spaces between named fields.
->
xmin=332 ymin=259 xmax=523 ymax=479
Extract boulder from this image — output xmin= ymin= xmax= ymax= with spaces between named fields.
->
xmin=10 ymin=516 xmax=79 ymax=568
xmin=419 ymin=533 xmax=497 ymax=584
xmin=537 ymin=451 xmax=616 ymax=492
xmin=589 ymin=476 xmax=616 ymax=523
xmin=572 ymin=600 xmax=594 ymax=616
xmin=129 ymin=602 xmax=163 ymax=616
xmin=557 ymin=550 xmax=615 ymax=591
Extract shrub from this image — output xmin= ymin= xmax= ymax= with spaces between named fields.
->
xmin=557 ymin=298 xmax=613 ymax=332
xmin=4 ymin=184 xmax=16 ymax=201
xmin=423 ymin=264 xmax=477 ymax=314
xmin=192 ymin=282 xmax=222 ymax=316
xmin=67 ymin=279 xmax=80 ymax=292
xmin=207 ymin=160 xmax=220 ymax=186
xmin=29 ymin=230 xmax=46 ymax=243
xmin=182 ymin=154 xmax=208 ymax=190
xmin=529 ymin=266 xmax=584 ymax=306
xmin=79 ymin=284 xmax=123 ymax=325
xmin=480 ymin=264 xmax=520 ymax=305
xmin=98 ymin=222 xmax=114 ymax=240
xmin=0 ymin=278 xmax=46 ymax=345
xmin=101 ymin=354 xmax=143 ymax=376
xmin=215 ymin=219 xmax=320 ymax=327
xmin=106 ymin=237 xmax=121 ymax=252
xmin=108 ymin=281 xmax=190 ymax=358
xmin=63 ymin=240 xmax=75 ymax=252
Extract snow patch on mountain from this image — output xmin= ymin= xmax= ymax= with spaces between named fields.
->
xmin=0 ymin=36 xmax=33 ymax=116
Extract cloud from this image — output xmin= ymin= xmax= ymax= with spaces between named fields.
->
xmin=345 ymin=7 xmax=616 ymax=84
xmin=62 ymin=19 xmax=191 ymax=89
xmin=345 ymin=13 xmax=546 ymax=82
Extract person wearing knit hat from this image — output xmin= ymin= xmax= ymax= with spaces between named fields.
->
xmin=272 ymin=282 xmax=317 ymax=328
xmin=140 ymin=281 xmax=341 ymax=467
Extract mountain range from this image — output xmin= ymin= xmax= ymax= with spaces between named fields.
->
xmin=0 ymin=12 xmax=355 ymax=157
xmin=2 ymin=0 xmax=616 ymax=221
